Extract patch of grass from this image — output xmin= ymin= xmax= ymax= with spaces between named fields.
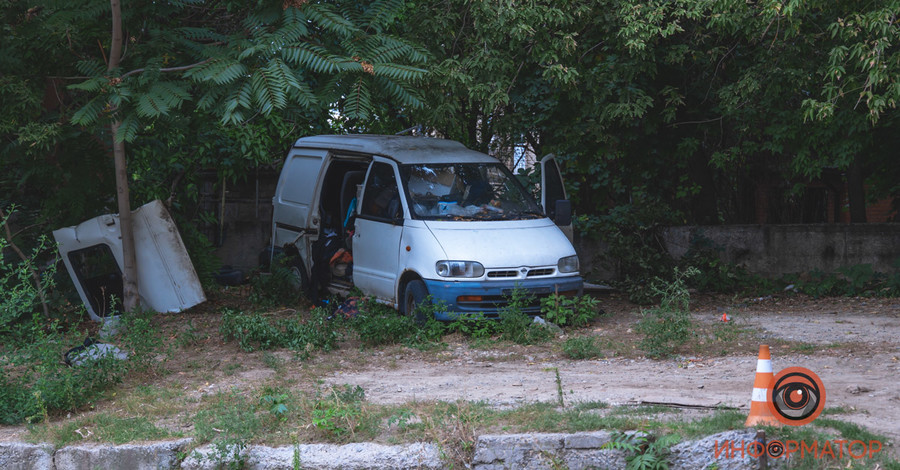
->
xmin=572 ymin=401 xmax=609 ymax=412
xmin=116 ymin=384 xmax=186 ymax=417
xmin=820 ymin=406 xmax=853 ymax=416
xmin=27 ymin=413 xmax=173 ymax=447
xmin=223 ymin=363 xmax=242 ymax=376
xmin=613 ymin=405 xmax=681 ymax=416
xmin=193 ymin=391 xmax=262 ymax=444
xmin=815 ymin=418 xmax=884 ymax=444
xmin=262 ymin=352 xmax=284 ymax=372
xmin=1 ymin=308 xmax=164 ymax=425
xmin=670 ymin=409 xmax=745 ymax=439
xmin=309 ymin=384 xmax=377 ymax=442
xmin=711 ymin=318 xmax=742 ymax=343
xmin=789 ymin=342 xmax=818 ymax=354
xmin=562 ymin=336 xmax=604 ymax=359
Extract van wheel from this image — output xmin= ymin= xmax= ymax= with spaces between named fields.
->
xmin=403 ymin=280 xmax=430 ymax=325
xmin=289 ymin=258 xmax=312 ymax=300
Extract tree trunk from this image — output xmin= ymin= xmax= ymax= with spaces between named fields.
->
xmin=847 ymin=156 xmax=867 ymax=223
xmin=108 ymin=0 xmax=140 ymax=312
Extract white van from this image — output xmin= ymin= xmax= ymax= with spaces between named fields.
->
xmin=271 ymin=135 xmax=582 ymax=321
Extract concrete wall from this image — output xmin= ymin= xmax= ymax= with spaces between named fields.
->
xmin=577 ymin=224 xmax=900 ymax=280
xmin=198 ymin=169 xmax=279 ymax=272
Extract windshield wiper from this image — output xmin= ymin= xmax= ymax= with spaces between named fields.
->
xmin=510 ymin=210 xmax=544 ymax=218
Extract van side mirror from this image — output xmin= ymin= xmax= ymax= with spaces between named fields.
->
xmin=554 ymin=199 xmax=572 ymax=226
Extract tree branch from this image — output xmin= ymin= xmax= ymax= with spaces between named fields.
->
xmin=0 ymin=208 xmax=50 ymax=319
xmin=120 ymin=58 xmax=212 ymax=79
xmin=668 ymin=116 xmax=723 ymax=127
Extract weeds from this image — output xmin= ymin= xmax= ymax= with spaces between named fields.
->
xmin=249 ymin=256 xmax=302 ymax=308
xmin=1 ymin=308 xmax=162 ymax=425
xmin=604 ymin=431 xmax=680 ymax=470
xmin=28 ymin=413 xmax=173 ymax=447
xmin=260 ymin=387 xmax=290 ymax=421
xmin=635 ymin=268 xmax=696 ymax=358
xmin=310 ymin=385 xmax=370 ymax=440
xmin=540 ymin=293 xmax=600 ymax=327
xmin=220 ymin=307 xmax=340 ymax=357
xmin=562 ymin=336 xmax=604 ymax=360
xmin=351 ymin=299 xmax=417 ymax=347
xmin=499 ymin=288 xmax=551 ymax=345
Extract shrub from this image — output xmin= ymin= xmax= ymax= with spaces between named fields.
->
xmin=1 ymin=211 xmax=55 ymax=341
xmin=249 ymin=256 xmax=302 ymax=308
xmin=351 ymin=300 xmax=417 ymax=347
xmin=635 ymin=267 xmax=696 ymax=359
xmin=540 ymin=294 xmax=600 ymax=327
xmin=499 ymin=288 xmax=551 ymax=345
xmin=0 ymin=326 xmax=143 ymax=424
xmin=220 ymin=307 xmax=340 ymax=356
xmin=445 ymin=312 xmax=499 ymax=339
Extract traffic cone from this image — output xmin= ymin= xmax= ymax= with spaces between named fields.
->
xmin=745 ymin=344 xmax=781 ymax=427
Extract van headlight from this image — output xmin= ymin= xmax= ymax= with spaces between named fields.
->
xmin=436 ymin=260 xmax=485 ymax=278
xmin=557 ymin=255 xmax=579 ymax=273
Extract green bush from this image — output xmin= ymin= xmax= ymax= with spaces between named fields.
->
xmin=0 ymin=213 xmax=55 ymax=340
xmin=351 ymin=300 xmax=417 ymax=347
xmin=540 ymin=293 xmax=600 ymax=327
xmin=499 ymin=288 xmax=551 ymax=345
xmin=587 ymin=200 xmax=678 ymax=279
xmin=0 ymin=323 xmax=155 ymax=424
xmin=635 ymin=267 xmax=696 ymax=359
xmin=220 ymin=307 xmax=340 ymax=356
xmin=444 ymin=312 xmax=500 ymax=339
xmin=791 ymin=263 xmax=900 ymax=298
xmin=1 ymin=213 xmax=164 ymax=424
xmin=249 ymin=256 xmax=303 ymax=308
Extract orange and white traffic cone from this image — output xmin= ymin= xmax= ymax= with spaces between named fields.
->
xmin=745 ymin=344 xmax=781 ymax=427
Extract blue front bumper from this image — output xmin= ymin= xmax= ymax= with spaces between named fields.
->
xmin=422 ymin=276 xmax=583 ymax=321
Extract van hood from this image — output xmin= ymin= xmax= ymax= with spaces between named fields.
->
xmin=423 ymin=219 xmax=576 ymax=268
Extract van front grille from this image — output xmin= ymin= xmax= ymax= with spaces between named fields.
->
xmin=487 ymin=270 xmax=518 ymax=278
xmin=526 ymin=268 xmax=554 ymax=277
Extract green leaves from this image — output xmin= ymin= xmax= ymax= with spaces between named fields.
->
xmin=135 ymin=82 xmax=190 ymax=118
xmin=57 ymin=0 xmax=427 ymax=140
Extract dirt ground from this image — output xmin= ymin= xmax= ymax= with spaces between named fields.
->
xmin=324 ymin=295 xmax=900 ymax=443
xmin=2 ymin=292 xmax=898 ymax=451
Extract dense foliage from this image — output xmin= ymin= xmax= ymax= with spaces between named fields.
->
xmin=1 ymin=0 xmax=897 ymax=332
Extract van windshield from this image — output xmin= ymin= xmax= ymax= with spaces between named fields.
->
xmin=399 ymin=163 xmax=544 ymax=221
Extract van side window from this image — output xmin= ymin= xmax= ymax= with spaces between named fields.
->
xmin=361 ymin=162 xmax=402 ymax=221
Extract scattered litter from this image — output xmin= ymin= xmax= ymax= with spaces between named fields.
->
xmin=532 ymin=316 xmax=562 ymax=335
xmin=334 ymin=297 xmax=361 ymax=319
xmin=64 ymin=337 xmax=128 ymax=366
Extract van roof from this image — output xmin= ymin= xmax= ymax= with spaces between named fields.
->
xmin=292 ymin=135 xmax=498 ymax=164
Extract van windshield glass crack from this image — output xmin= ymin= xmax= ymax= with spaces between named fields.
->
xmin=399 ymin=163 xmax=543 ymax=221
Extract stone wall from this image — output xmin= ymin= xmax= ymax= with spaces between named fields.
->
xmin=577 ymin=224 xmax=900 ymax=280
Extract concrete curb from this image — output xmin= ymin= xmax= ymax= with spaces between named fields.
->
xmin=472 ymin=431 xmax=626 ymax=469
xmin=182 ymin=441 xmax=442 ymax=469
xmin=54 ymin=438 xmax=193 ymax=470
xmin=0 ymin=430 xmax=780 ymax=469
xmin=0 ymin=442 xmax=54 ymax=470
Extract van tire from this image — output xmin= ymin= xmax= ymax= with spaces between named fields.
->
xmin=289 ymin=258 xmax=312 ymax=300
xmin=403 ymin=280 xmax=430 ymax=325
